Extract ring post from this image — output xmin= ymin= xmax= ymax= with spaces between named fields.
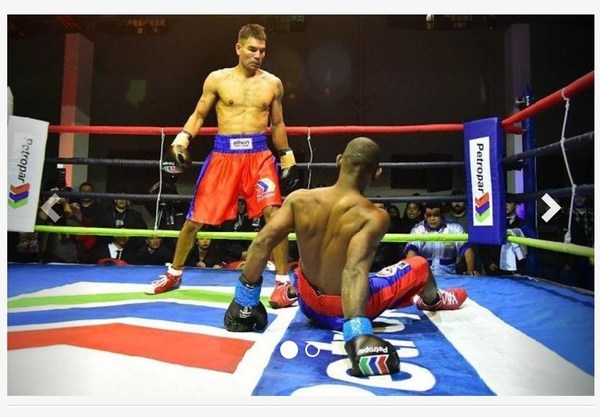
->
xmin=519 ymin=85 xmax=539 ymax=275
xmin=464 ymin=117 xmax=506 ymax=245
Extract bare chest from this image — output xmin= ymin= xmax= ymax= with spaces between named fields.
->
xmin=218 ymin=77 xmax=274 ymax=110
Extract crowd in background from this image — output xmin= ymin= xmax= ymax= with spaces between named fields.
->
xmin=7 ymin=178 xmax=280 ymax=271
xmin=7 ymin=181 xmax=594 ymax=291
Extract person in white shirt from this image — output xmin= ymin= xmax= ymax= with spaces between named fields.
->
xmin=404 ymin=201 xmax=479 ymax=275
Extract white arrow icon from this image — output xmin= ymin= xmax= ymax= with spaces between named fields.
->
xmin=40 ymin=193 xmax=62 ymax=222
xmin=541 ymin=193 xmax=561 ymax=222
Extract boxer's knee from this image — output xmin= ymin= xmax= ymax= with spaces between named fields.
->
xmin=182 ymin=219 xmax=203 ymax=235
xmin=262 ymin=205 xmax=279 ymax=222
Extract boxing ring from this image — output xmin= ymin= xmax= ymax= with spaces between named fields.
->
xmin=6 ymin=71 xmax=595 ymax=402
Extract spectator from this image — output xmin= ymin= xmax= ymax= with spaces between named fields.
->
xmin=98 ymin=194 xmax=148 ymax=251
xmin=77 ymin=181 xmax=106 ymax=226
xmin=397 ymin=196 xmax=424 ymax=256
xmin=479 ymin=202 xmax=531 ymax=276
xmin=88 ymin=234 xmax=137 ymax=265
xmin=220 ymin=198 xmax=264 ymax=264
xmin=184 ymin=235 xmax=225 ymax=268
xmin=10 ymin=232 xmax=41 ymax=263
xmin=371 ymin=202 xmax=403 ymax=271
xmin=76 ymin=181 xmax=106 ymax=262
xmin=37 ymin=184 xmax=84 ymax=264
xmin=146 ymin=176 xmax=188 ymax=251
xmin=398 ymin=197 xmax=423 ymax=234
xmin=388 ymin=204 xmax=401 ymax=227
xmin=572 ymin=194 xmax=594 ymax=247
xmin=146 ymin=176 xmax=188 ymax=231
xmin=537 ymin=198 xmax=593 ymax=290
xmin=446 ymin=190 xmax=468 ymax=231
xmin=404 ymin=201 xmax=478 ymax=275
xmin=135 ymin=235 xmax=174 ymax=266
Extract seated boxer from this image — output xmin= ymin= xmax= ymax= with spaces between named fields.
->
xmin=145 ymin=23 xmax=300 ymax=304
xmin=224 ymin=136 xmax=468 ymax=377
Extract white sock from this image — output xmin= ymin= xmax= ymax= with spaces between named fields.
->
xmin=167 ymin=265 xmax=183 ymax=276
xmin=275 ymin=274 xmax=290 ymax=284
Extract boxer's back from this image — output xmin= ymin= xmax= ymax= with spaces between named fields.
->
xmin=290 ymin=186 xmax=388 ymax=295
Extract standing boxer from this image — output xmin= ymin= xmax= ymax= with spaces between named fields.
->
xmin=146 ymin=23 xmax=299 ymax=309
xmin=224 ymin=137 xmax=468 ymax=377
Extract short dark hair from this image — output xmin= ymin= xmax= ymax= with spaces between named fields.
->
xmin=79 ymin=181 xmax=94 ymax=191
xmin=238 ymin=24 xmax=267 ymax=43
xmin=424 ymin=201 xmax=444 ymax=211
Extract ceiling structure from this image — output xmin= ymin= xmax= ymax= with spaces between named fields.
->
xmin=8 ymin=15 xmax=592 ymax=40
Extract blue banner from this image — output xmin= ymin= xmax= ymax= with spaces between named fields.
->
xmin=464 ymin=117 xmax=506 ymax=245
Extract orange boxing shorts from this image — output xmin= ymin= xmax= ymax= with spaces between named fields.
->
xmin=294 ymin=256 xmax=430 ymax=330
xmin=187 ymin=133 xmax=283 ymax=225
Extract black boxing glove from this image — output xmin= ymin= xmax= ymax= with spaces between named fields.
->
xmin=162 ymin=131 xmax=192 ymax=174
xmin=224 ymin=274 xmax=268 ymax=332
xmin=343 ymin=317 xmax=400 ymax=377
xmin=278 ymin=147 xmax=300 ymax=194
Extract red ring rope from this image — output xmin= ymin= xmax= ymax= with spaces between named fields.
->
xmin=46 ymin=71 xmax=592 ymax=137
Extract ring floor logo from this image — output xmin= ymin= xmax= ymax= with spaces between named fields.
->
xmin=8 ymin=183 xmax=30 ymax=208
xmin=6 ymin=265 xmax=594 ymax=397
xmin=253 ymin=309 xmax=494 ymax=396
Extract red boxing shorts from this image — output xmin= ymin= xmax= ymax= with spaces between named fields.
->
xmin=294 ymin=256 xmax=430 ymax=330
xmin=187 ymin=133 xmax=283 ymax=225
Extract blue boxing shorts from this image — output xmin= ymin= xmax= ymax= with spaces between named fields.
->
xmin=187 ymin=133 xmax=283 ymax=225
xmin=294 ymin=256 xmax=430 ymax=330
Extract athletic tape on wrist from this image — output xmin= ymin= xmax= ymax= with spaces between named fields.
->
xmin=172 ymin=131 xmax=191 ymax=148
xmin=279 ymin=148 xmax=296 ymax=169
xmin=234 ymin=275 xmax=263 ymax=307
xmin=343 ymin=317 xmax=373 ymax=342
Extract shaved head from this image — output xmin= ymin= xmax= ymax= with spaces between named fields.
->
xmin=341 ymin=136 xmax=381 ymax=175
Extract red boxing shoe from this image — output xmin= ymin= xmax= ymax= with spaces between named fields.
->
xmin=416 ymin=288 xmax=467 ymax=311
xmin=268 ymin=281 xmax=298 ymax=309
xmin=145 ymin=271 xmax=182 ymax=295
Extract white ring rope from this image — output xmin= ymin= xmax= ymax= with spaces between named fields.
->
xmin=558 ymin=90 xmax=575 ymax=244
xmin=153 ymin=127 xmax=166 ymax=231
xmin=306 ymin=127 xmax=314 ymax=189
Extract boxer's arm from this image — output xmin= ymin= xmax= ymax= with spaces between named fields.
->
xmin=270 ymin=78 xmax=300 ymax=192
xmin=341 ymin=211 xmax=401 ymax=377
xmin=180 ymin=72 xmax=219 ymax=141
xmin=270 ymin=77 xmax=289 ymax=150
xmin=342 ymin=211 xmax=389 ymax=319
xmin=241 ymin=193 xmax=296 ymax=285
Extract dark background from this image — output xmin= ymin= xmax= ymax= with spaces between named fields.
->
xmin=8 ymin=15 xmax=594 ymax=198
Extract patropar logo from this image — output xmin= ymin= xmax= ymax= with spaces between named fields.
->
xmin=8 ymin=135 xmax=35 ymax=210
xmin=8 ymin=183 xmax=30 ymax=209
xmin=469 ymin=137 xmax=493 ymax=226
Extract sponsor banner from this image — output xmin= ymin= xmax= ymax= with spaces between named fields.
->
xmin=463 ymin=117 xmax=506 ymax=245
xmin=7 ymin=116 xmax=49 ymax=232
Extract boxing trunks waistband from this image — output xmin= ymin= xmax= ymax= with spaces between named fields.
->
xmin=295 ymin=267 xmax=344 ymax=316
xmin=213 ymin=133 xmax=268 ymax=153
